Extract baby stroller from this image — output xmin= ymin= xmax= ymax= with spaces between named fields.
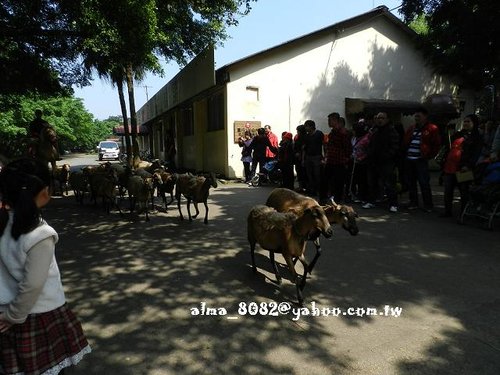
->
xmin=250 ymin=160 xmax=282 ymax=187
xmin=459 ymin=161 xmax=500 ymax=230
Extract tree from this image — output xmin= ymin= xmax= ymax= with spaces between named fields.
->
xmin=0 ymin=0 xmax=89 ymax=95
xmin=78 ymin=0 xmax=255 ymax=163
xmin=0 ymin=94 xmax=113 ymax=157
xmin=400 ymin=0 xmax=500 ymax=90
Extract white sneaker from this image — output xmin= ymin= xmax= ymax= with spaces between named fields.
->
xmin=389 ymin=206 xmax=398 ymax=213
xmin=362 ymin=202 xmax=375 ymax=209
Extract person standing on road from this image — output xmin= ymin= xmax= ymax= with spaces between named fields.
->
xmin=440 ymin=114 xmax=482 ymax=217
xmin=264 ymin=125 xmax=279 ymax=162
xmin=362 ymin=112 xmax=400 ymax=212
xmin=238 ymin=130 xmax=253 ymax=183
xmin=293 ymin=124 xmax=308 ymax=193
xmin=278 ymin=131 xmax=295 ymax=190
xmin=403 ymin=107 xmax=441 ymax=212
xmin=0 ymin=158 xmax=91 ymax=375
xmin=323 ymin=112 xmax=352 ymax=203
xmin=303 ymin=120 xmax=324 ymax=197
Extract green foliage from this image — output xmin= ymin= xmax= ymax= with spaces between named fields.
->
xmin=0 ymin=94 xmax=118 ymax=158
xmin=0 ymin=0 xmax=89 ymax=95
xmin=400 ymin=0 xmax=500 ymax=89
xmin=408 ymin=14 xmax=428 ymax=35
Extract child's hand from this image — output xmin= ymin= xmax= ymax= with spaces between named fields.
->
xmin=0 ymin=313 xmax=13 ymax=332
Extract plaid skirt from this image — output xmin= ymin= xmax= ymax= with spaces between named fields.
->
xmin=0 ymin=304 xmax=91 ymax=375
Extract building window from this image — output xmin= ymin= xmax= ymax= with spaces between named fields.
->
xmin=246 ymin=86 xmax=259 ymax=102
xmin=182 ymin=106 xmax=194 ymax=136
xmin=208 ymin=92 xmax=225 ymax=132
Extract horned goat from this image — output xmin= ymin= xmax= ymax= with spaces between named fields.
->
xmin=247 ymin=205 xmax=332 ymax=305
xmin=175 ymin=172 xmax=217 ymax=224
xmin=266 ymin=188 xmax=359 ymax=274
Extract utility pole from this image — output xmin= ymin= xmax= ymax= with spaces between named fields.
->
xmin=136 ymin=85 xmax=153 ymax=101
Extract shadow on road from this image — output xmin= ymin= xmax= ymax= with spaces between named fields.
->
xmin=43 ymin=182 xmax=500 ymax=374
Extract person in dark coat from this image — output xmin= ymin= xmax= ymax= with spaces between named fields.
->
xmin=362 ymin=112 xmax=400 ymax=212
xmin=278 ymin=132 xmax=295 ymax=190
xmin=440 ymin=114 xmax=482 ymax=217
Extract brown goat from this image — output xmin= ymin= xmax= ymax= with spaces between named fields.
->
xmin=52 ymin=163 xmax=71 ymax=196
xmin=175 ymin=172 xmax=217 ymax=224
xmin=153 ymin=170 xmax=176 ymax=211
xmin=266 ymin=188 xmax=359 ymax=274
xmin=248 ymin=205 xmax=333 ymax=305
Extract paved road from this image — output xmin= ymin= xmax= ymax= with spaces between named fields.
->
xmin=46 ymin=155 xmax=499 ymax=375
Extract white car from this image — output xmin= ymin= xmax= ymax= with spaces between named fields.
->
xmin=97 ymin=141 xmax=120 ymax=161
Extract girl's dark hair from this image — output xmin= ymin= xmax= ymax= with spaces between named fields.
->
xmin=0 ymin=158 xmax=50 ymax=240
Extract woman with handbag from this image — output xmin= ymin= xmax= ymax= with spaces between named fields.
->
xmin=440 ymin=114 xmax=482 ymax=217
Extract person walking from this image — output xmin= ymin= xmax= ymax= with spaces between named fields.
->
xmin=440 ymin=114 xmax=482 ymax=217
xmin=403 ymin=107 xmax=441 ymax=212
xmin=0 ymin=158 xmax=91 ymax=375
xmin=362 ymin=112 xmax=400 ymax=212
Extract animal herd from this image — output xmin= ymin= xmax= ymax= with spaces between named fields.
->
xmin=59 ymin=160 xmax=217 ymax=223
xmin=53 ymin=160 xmax=358 ymax=306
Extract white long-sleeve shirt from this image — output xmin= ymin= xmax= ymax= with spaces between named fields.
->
xmin=0 ymin=214 xmax=65 ymax=324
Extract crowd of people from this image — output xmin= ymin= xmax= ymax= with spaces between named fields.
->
xmin=238 ymin=108 xmax=500 ymax=217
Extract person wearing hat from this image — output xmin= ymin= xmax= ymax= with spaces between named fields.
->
xmin=278 ymin=131 xmax=295 ymax=190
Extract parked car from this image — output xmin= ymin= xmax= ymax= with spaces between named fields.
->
xmin=97 ymin=141 xmax=120 ymax=161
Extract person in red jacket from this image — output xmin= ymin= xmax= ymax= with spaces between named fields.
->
xmin=264 ymin=125 xmax=279 ymax=161
xmin=440 ymin=114 xmax=482 ymax=217
xmin=403 ymin=107 xmax=441 ymax=211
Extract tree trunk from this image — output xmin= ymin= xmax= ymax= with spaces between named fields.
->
xmin=116 ymin=79 xmax=132 ymax=166
xmin=125 ymin=63 xmax=139 ymax=161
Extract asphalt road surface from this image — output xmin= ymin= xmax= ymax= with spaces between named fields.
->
xmin=46 ymin=154 xmax=499 ymax=375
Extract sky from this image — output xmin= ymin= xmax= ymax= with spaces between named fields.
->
xmin=72 ymin=0 xmax=403 ymax=120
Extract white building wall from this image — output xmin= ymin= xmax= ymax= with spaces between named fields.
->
xmin=225 ymin=17 xmax=467 ymax=178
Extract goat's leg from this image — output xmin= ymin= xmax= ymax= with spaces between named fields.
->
xmin=176 ymin=194 xmax=184 ymax=221
xmin=145 ymin=203 xmax=150 ymax=222
xmin=187 ymin=198 xmax=193 ymax=221
xmin=129 ymin=196 xmax=135 ymax=213
xmin=283 ymin=254 xmax=303 ymax=306
xmin=203 ymin=201 xmax=209 ymax=224
xmin=192 ymin=202 xmax=200 ymax=218
xmin=296 ymin=255 xmax=310 ymax=291
xmin=112 ymin=195 xmax=123 ymax=216
xmin=307 ymin=238 xmax=322 ymax=275
xmin=167 ymin=192 xmax=174 ymax=206
xmin=269 ymin=252 xmax=282 ymax=284
xmin=250 ymin=240 xmax=257 ymax=273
